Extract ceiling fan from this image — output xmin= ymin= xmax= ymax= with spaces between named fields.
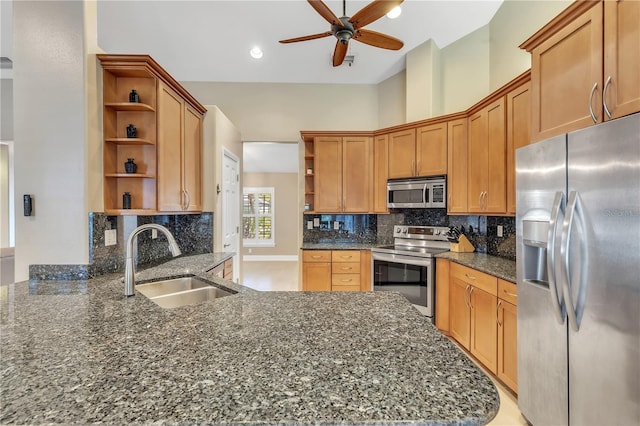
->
xmin=279 ymin=0 xmax=405 ymax=67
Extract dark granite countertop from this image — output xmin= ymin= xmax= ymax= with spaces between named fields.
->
xmin=301 ymin=242 xmax=381 ymax=250
xmin=435 ymin=252 xmax=516 ymax=283
xmin=1 ymin=253 xmax=500 ymax=425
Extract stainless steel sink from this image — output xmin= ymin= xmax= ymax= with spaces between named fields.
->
xmin=136 ymin=276 xmax=234 ymax=308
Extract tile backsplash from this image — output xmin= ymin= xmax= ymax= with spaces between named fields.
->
xmin=29 ymin=212 xmax=214 ymax=280
xmin=302 ymin=210 xmax=516 ymax=260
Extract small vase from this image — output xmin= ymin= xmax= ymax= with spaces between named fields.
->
xmin=126 ymin=124 xmax=137 ymax=138
xmin=129 ymin=89 xmax=139 ymax=103
xmin=123 ymin=192 xmax=132 ymax=209
xmin=124 ymin=158 xmax=137 ymax=174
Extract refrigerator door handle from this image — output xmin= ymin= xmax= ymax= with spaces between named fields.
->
xmin=547 ymin=191 xmax=566 ymax=324
xmin=560 ymin=191 xmax=588 ymax=332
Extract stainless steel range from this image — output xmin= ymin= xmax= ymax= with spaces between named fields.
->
xmin=371 ymin=225 xmax=450 ymax=320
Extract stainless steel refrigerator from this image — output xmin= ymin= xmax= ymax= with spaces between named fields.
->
xmin=516 ymin=112 xmax=640 ymax=425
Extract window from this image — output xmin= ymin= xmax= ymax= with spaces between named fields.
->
xmin=243 ymin=187 xmax=275 ymax=247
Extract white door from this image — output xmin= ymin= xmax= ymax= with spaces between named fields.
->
xmin=222 ymin=150 xmax=240 ymax=280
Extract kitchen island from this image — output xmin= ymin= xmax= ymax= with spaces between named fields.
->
xmin=1 ymin=254 xmax=499 ymax=425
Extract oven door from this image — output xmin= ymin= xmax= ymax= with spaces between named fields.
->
xmin=371 ymin=251 xmax=434 ymax=318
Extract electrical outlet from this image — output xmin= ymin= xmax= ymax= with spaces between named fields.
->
xmin=307 ymin=221 xmax=313 ymax=230
xmin=313 ymin=218 xmax=320 ymax=228
xmin=152 ymin=229 xmax=158 ymax=239
xmin=105 ymin=229 xmax=117 ymax=246
xmin=333 ymin=221 xmax=340 ymax=230
xmin=497 ymin=225 xmax=503 ymax=238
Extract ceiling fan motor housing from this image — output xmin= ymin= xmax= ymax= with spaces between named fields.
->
xmin=332 ymin=18 xmax=354 ymax=44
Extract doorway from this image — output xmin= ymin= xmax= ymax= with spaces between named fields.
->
xmin=221 ymin=149 xmax=240 ymax=281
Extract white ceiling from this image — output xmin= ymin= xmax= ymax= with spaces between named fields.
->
xmin=96 ymin=0 xmax=504 ymax=85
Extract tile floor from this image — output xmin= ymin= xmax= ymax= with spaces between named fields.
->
xmin=241 ymin=260 xmax=527 ymax=426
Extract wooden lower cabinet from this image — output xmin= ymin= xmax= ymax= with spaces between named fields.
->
xmin=435 ymin=259 xmax=451 ymax=334
xmin=223 ymin=258 xmax=233 ymax=281
xmin=497 ymin=278 xmax=518 ymax=392
xmin=302 ymin=250 xmax=370 ymax=292
xmin=470 ymin=287 xmax=498 ymax=373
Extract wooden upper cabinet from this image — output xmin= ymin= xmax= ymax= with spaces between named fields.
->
xmin=523 ymin=1 xmax=639 ymax=141
xmin=373 ymin=134 xmax=389 ymax=213
xmin=314 ymin=136 xmax=343 ymax=213
xmin=388 ymin=128 xmax=417 ymax=178
xmin=314 ymin=135 xmax=371 ymax=213
xmin=416 ymin=123 xmax=447 ymax=176
xmin=183 ymin=104 xmax=203 ymax=212
xmin=342 ymin=136 xmax=372 ymax=213
xmin=447 ymin=118 xmax=468 ymax=214
xmin=603 ymin=0 xmax=640 ymax=121
xmin=506 ymin=81 xmax=531 ymax=215
xmin=157 ymin=82 xmax=185 ymax=212
xmin=468 ymin=97 xmax=506 ymax=214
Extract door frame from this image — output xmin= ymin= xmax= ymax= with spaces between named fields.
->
xmin=221 ymin=148 xmax=240 ymax=281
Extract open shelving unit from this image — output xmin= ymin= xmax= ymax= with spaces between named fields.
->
xmin=303 ymin=137 xmax=315 ymax=214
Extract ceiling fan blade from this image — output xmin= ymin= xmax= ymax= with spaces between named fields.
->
xmin=279 ymin=31 xmax=333 ymax=44
xmin=353 ymin=28 xmax=403 ymax=50
xmin=349 ymin=0 xmax=404 ymax=29
xmin=308 ymin=0 xmax=343 ymax=26
xmin=333 ymin=40 xmax=349 ymax=67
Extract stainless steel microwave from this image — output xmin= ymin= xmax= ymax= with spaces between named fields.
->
xmin=387 ymin=176 xmax=446 ymax=209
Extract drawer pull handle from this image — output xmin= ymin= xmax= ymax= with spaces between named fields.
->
xmin=503 ymin=290 xmax=517 ymax=298
xmin=311 ymin=255 xmax=323 ymax=259
xmin=465 ymin=273 xmax=477 ymax=280
xmin=340 ymin=256 xmax=352 ymax=259
xmin=497 ymin=300 xmax=503 ymax=326
xmin=340 ymin=278 xmax=353 ymax=283
xmin=341 ymin=267 xmax=352 ymax=271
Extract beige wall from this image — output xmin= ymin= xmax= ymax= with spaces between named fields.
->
xmin=242 ymin=172 xmax=298 ymax=257
xmin=13 ymin=1 xmax=90 ymax=281
xmin=1 ymin=79 xmax=12 ymax=140
xmin=490 ymin=0 xmax=572 ymax=91
xmin=0 ymin=144 xmax=9 ymax=247
xmin=181 ymin=82 xmax=379 ymax=142
xmin=377 ymin=71 xmax=406 ymax=128
xmin=406 ymin=40 xmax=442 ymax=121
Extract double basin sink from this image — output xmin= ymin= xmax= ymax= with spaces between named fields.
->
xmin=136 ymin=276 xmax=235 ymax=309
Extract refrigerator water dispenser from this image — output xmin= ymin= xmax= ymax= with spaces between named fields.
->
xmin=522 ymin=219 xmax=549 ymax=287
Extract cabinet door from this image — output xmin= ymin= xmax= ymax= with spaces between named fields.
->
xmin=435 ymin=259 xmax=450 ymax=334
xmin=359 ymin=250 xmax=371 ymax=291
xmin=506 ymin=82 xmax=531 ymax=215
xmin=157 ymin=82 xmax=184 ymax=212
xmin=416 ymin=123 xmax=447 ymax=176
xmin=485 ymin=97 xmax=506 ymax=213
xmin=498 ymin=300 xmax=518 ymax=392
xmin=373 ymin=134 xmax=389 ymax=213
xmin=302 ymin=262 xmax=331 ymax=291
xmin=447 ymin=119 xmax=468 ymax=214
xmin=388 ymin=128 xmax=417 ymax=178
xmin=531 ymin=3 xmax=603 ymax=141
xmin=603 ymin=0 xmax=640 ymax=121
xmin=470 ymin=287 xmax=498 ymax=374
xmin=183 ymin=104 xmax=203 ymax=212
xmin=314 ymin=137 xmax=342 ymax=212
xmin=467 ymin=110 xmax=487 ymax=213
xmin=342 ymin=136 xmax=371 ymax=213
xmin=449 ymin=277 xmax=470 ymax=350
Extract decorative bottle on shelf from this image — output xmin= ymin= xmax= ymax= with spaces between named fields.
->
xmin=129 ymin=89 xmax=139 ymax=103
xmin=123 ymin=192 xmax=132 ymax=210
xmin=124 ymin=158 xmax=137 ymax=174
xmin=126 ymin=124 xmax=137 ymax=138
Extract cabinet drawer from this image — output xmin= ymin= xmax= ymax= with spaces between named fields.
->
xmin=332 ymin=250 xmax=361 ymax=262
xmin=450 ymin=262 xmax=497 ymax=296
xmin=331 ymin=274 xmax=360 ymax=287
xmin=303 ymin=250 xmax=332 ymax=262
xmin=498 ymin=279 xmax=518 ymax=306
xmin=332 ymin=262 xmax=360 ymax=274
xmin=332 ymin=284 xmax=361 ymax=292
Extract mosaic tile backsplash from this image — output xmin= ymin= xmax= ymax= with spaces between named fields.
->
xmin=29 ymin=212 xmax=214 ymax=280
xmin=302 ymin=210 xmax=516 ymax=260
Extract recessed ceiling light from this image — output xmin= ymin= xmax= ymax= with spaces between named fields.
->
xmin=250 ymin=46 xmax=263 ymax=59
xmin=386 ymin=6 xmax=401 ymax=19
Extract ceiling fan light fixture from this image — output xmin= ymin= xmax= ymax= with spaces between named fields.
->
xmin=386 ymin=6 xmax=402 ymax=19
xmin=250 ymin=46 xmax=263 ymax=59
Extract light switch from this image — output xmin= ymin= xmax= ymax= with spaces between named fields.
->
xmin=307 ymin=221 xmax=313 ymax=230
xmin=313 ymin=218 xmax=320 ymax=228
xmin=152 ymin=229 xmax=158 ymax=239
xmin=497 ymin=225 xmax=503 ymax=237
xmin=334 ymin=221 xmax=340 ymax=230
xmin=105 ymin=229 xmax=117 ymax=246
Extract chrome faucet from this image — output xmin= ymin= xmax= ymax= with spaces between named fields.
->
xmin=124 ymin=224 xmax=182 ymax=296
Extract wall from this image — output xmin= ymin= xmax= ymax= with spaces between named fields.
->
xmin=1 ymin=79 xmax=12 ymax=140
xmin=489 ymin=0 xmax=572 ymax=91
xmin=0 ymin=144 xmax=8 ymax=247
xmin=377 ymin=71 xmax=405 ymax=129
xmin=13 ymin=1 xmax=90 ymax=282
xmin=439 ymin=25 xmax=491 ymax=114
xmin=406 ymin=40 xmax=442 ymax=121
xmin=242 ymin=172 xmax=298 ymax=258
xmin=182 ymin=82 xmax=379 ymax=142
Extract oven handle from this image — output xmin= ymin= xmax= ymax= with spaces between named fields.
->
xmin=371 ymin=252 xmax=433 ymax=268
